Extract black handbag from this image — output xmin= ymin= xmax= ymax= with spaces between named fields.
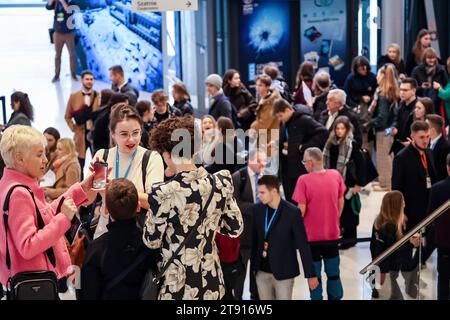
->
xmin=3 ymin=185 xmax=60 ymax=300
xmin=347 ymin=148 xmax=379 ymax=187
xmin=105 ymin=175 xmax=217 ymax=300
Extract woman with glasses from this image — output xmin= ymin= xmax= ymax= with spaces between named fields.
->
xmin=323 ymin=116 xmax=365 ymax=250
xmin=92 ymin=103 xmax=164 ymax=239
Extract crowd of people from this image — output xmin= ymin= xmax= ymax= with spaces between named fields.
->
xmin=1 ymin=28 xmax=450 ymax=301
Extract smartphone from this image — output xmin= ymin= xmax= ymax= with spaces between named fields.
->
xmin=93 ymin=162 xmax=108 ymax=189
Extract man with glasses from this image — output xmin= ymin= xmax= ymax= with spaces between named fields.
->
xmin=292 ymin=148 xmax=346 ymax=300
xmin=389 ymin=78 xmax=419 ymax=155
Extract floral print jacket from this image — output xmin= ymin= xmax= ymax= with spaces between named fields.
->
xmin=143 ymin=167 xmax=243 ymax=300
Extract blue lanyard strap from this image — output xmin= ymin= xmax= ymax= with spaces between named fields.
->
xmin=285 ymin=128 xmax=289 ymax=140
xmin=264 ymin=206 xmax=279 ymax=239
xmin=115 ymin=148 xmax=138 ymax=179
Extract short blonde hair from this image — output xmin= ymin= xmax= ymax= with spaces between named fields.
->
xmin=0 ymin=125 xmax=46 ymax=169
xmin=57 ymin=138 xmax=78 ymax=160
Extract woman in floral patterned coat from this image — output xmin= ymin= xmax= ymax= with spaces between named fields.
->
xmin=143 ymin=116 xmax=243 ymax=300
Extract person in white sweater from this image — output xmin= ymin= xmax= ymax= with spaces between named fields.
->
xmin=93 ymin=103 xmax=164 ymax=239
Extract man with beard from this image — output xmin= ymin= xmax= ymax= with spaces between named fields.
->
xmin=391 ymin=120 xmax=437 ymax=298
xmin=65 ymin=70 xmax=100 ymax=179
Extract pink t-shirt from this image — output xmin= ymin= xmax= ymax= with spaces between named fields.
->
xmin=292 ymin=170 xmax=346 ymax=242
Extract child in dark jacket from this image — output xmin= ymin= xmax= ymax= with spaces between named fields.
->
xmin=77 ymin=179 xmax=156 ymax=300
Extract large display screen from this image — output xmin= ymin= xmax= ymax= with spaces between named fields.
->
xmin=238 ymin=0 xmax=292 ymax=86
xmin=300 ymin=0 xmax=349 ymax=86
xmin=74 ymin=0 xmax=163 ymax=92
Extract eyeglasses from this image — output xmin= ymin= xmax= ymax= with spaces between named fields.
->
xmin=117 ymin=130 xmax=141 ymax=140
xmin=302 ymin=160 xmax=313 ymax=165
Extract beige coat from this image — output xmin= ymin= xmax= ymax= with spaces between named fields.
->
xmin=251 ymin=89 xmax=281 ymax=155
xmin=45 ymin=158 xmax=81 ymax=200
xmin=65 ymin=91 xmax=100 ymax=159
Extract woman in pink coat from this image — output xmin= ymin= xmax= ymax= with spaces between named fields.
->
xmin=0 ymin=125 xmax=102 ymax=290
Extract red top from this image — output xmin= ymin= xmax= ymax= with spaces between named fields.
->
xmin=215 ymin=233 xmax=240 ymax=263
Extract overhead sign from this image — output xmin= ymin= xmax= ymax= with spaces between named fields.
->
xmin=132 ymin=0 xmax=198 ymax=12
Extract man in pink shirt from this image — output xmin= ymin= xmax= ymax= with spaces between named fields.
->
xmin=292 ymin=147 xmax=345 ymax=300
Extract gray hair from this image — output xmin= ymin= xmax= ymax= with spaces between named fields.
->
xmin=328 ymin=89 xmax=347 ymax=105
xmin=304 ymin=147 xmax=323 ymax=163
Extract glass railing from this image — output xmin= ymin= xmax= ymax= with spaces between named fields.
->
xmin=360 ymin=199 xmax=450 ymax=300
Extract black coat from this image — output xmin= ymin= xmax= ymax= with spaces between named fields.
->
xmin=432 ymin=136 xmax=450 ymax=182
xmin=279 ymin=111 xmax=328 ymax=200
xmin=251 ymin=200 xmax=315 ymax=280
xmin=343 ymin=73 xmax=378 ymax=106
xmin=312 ymin=91 xmax=328 ymax=121
xmin=391 ymin=99 xmax=417 ymax=155
xmin=172 ymin=100 xmax=194 ymax=116
xmin=208 ymin=93 xmax=233 ymax=121
xmin=77 ymin=220 xmax=157 ymax=300
xmin=113 ymin=83 xmax=139 ymax=106
xmin=92 ymin=106 xmax=111 ymax=153
xmin=319 ymin=106 xmax=363 ymax=145
xmin=377 ymin=55 xmax=406 ymax=75
xmin=411 ymin=64 xmax=448 ymax=112
xmin=5 ymin=111 xmax=31 ymax=128
xmin=392 ymin=144 xmax=438 ymax=231
xmin=428 ymin=177 xmax=450 ymax=250
xmin=225 ymin=85 xmax=257 ymax=130
xmin=232 ymin=167 xmax=257 ymax=249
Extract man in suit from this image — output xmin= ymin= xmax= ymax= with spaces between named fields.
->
xmin=389 ymin=78 xmax=419 ymax=155
xmin=251 ymin=175 xmax=318 ymax=300
xmin=392 ymin=120 xmax=437 ymax=297
xmin=109 ymin=65 xmax=139 ymax=106
xmin=428 ymin=154 xmax=450 ymax=300
xmin=318 ymin=89 xmax=363 ymax=145
xmin=65 ymin=70 xmax=100 ymax=179
xmin=273 ymin=99 xmax=329 ymax=202
xmin=232 ymin=149 xmax=267 ymax=300
xmin=292 ymin=148 xmax=346 ymax=300
xmin=426 ymin=114 xmax=450 ymax=181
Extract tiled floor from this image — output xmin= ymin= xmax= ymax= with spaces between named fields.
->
xmin=0 ymin=8 xmax=440 ymax=301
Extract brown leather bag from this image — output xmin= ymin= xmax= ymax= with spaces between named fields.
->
xmin=66 ymin=234 xmax=86 ymax=268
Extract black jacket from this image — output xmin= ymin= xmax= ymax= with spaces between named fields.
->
xmin=312 ymin=91 xmax=328 ymax=121
xmin=5 ymin=111 xmax=31 ymax=128
xmin=224 ymin=85 xmax=257 ymax=130
xmin=432 ymin=136 xmax=450 ymax=182
xmin=92 ymin=106 xmax=111 ymax=153
xmin=208 ymin=93 xmax=233 ymax=121
xmin=113 ymin=83 xmax=139 ymax=106
xmin=428 ymin=177 xmax=450 ymax=250
xmin=411 ymin=63 xmax=449 ymax=112
xmin=377 ymin=55 xmax=406 ymax=75
xmin=391 ymin=99 xmax=417 ymax=155
xmin=279 ymin=111 xmax=328 ymax=199
xmin=77 ymin=220 xmax=157 ymax=300
xmin=328 ymin=140 xmax=365 ymax=188
xmin=392 ymin=144 xmax=437 ymax=231
xmin=319 ymin=106 xmax=363 ymax=145
xmin=343 ymin=73 xmax=378 ymax=106
xmin=232 ymin=167 xmax=257 ymax=249
xmin=251 ymin=200 xmax=315 ymax=280
xmin=172 ymin=99 xmax=194 ymax=116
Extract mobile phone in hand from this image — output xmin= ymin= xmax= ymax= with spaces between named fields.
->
xmin=93 ymin=162 xmax=108 ymax=189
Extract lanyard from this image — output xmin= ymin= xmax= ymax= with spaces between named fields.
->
xmin=264 ymin=207 xmax=279 ymax=239
xmin=284 ymin=128 xmax=289 ymax=140
xmin=115 ymin=148 xmax=138 ymax=179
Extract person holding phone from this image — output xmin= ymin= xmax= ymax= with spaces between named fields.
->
xmin=0 ymin=125 xmax=103 ymax=292
xmin=92 ymin=104 xmax=164 ymax=239
xmin=412 ymin=48 xmax=448 ymax=114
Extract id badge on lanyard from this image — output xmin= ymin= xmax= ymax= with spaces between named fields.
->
xmin=57 ymin=12 xmax=64 ymax=22
xmin=426 ymin=175 xmax=432 ymax=189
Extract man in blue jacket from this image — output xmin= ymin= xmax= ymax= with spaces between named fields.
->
xmin=251 ymin=175 xmax=318 ymax=300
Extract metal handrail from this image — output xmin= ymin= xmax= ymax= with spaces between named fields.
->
xmin=360 ymin=199 xmax=450 ymax=274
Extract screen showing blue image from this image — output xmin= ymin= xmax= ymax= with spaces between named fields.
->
xmin=74 ymin=0 xmax=163 ymax=92
xmin=238 ymin=0 xmax=292 ymax=85
xmin=300 ymin=0 xmax=349 ymax=86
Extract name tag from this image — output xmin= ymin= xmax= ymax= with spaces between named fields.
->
xmin=57 ymin=12 xmax=64 ymax=22
xmin=426 ymin=176 xmax=432 ymax=189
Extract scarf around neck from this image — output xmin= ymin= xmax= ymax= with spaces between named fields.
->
xmin=323 ymin=133 xmax=354 ymax=178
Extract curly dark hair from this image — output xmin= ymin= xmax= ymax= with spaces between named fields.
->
xmin=149 ymin=116 xmax=198 ymax=157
